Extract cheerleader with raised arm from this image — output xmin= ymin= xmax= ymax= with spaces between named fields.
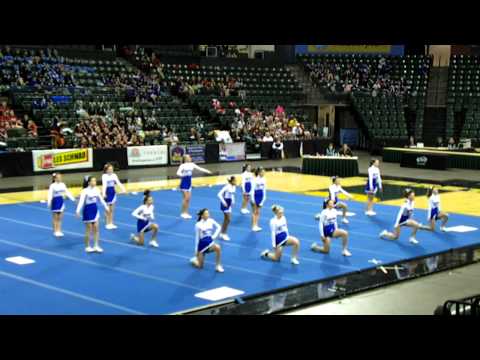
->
xmin=102 ymin=163 xmax=126 ymax=230
xmin=240 ymin=164 xmax=254 ymax=214
xmin=177 ymin=155 xmax=212 ymax=219
xmin=47 ymin=172 xmax=76 ymax=237
xmin=316 ymin=176 xmax=354 ymax=224
xmin=190 ymin=209 xmax=224 ymax=273
xmin=130 ymin=190 xmax=159 ymax=248
xmin=261 ymin=205 xmax=300 ymax=265
xmin=217 ymin=176 xmax=237 ymax=241
xmin=76 ymin=176 xmax=110 ymax=253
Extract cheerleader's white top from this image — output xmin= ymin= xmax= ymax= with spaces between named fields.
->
xmin=318 ymin=208 xmax=338 ymax=237
xmin=76 ymin=186 xmax=109 ymax=214
xmin=47 ymin=182 xmax=75 ymax=207
xmin=101 ymin=173 xmax=125 ymax=195
xmin=195 ymin=218 xmax=221 ymax=243
xmin=217 ymin=184 xmax=236 ymax=206
xmin=131 ymin=204 xmax=155 ymax=221
xmin=270 ymin=215 xmax=289 ymax=247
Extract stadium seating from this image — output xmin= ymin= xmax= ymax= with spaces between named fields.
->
xmin=299 ymin=54 xmax=431 ymax=143
xmin=447 ymin=55 xmax=480 ymax=141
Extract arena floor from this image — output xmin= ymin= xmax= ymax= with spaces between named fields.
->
xmin=0 ymin=155 xmax=479 ymax=314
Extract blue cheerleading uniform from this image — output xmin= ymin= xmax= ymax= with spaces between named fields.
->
xmin=319 ymin=208 xmax=338 ymax=238
xmin=132 ymin=204 xmax=155 ymax=233
xmin=218 ymin=183 xmax=236 ymax=213
xmin=48 ymin=182 xmax=75 ymax=213
xmin=365 ymin=166 xmax=382 ymax=194
xmin=427 ymin=194 xmax=441 ymax=221
xmin=195 ymin=218 xmax=221 ymax=254
xmin=241 ymin=171 xmax=254 ymax=195
xmin=76 ymin=187 xmax=109 ymax=223
xmin=327 ymin=184 xmax=351 ymax=207
xmin=102 ymin=173 xmax=124 ymax=205
xmin=251 ymin=176 xmax=267 ymax=207
xmin=270 ymin=215 xmax=290 ymax=248
xmin=394 ymin=200 xmax=415 ymax=227
xmin=177 ymin=162 xmax=209 ymax=192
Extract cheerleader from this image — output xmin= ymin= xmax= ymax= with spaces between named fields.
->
xmin=425 ymin=186 xmax=449 ymax=232
xmin=312 ymin=199 xmax=352 ymax=256
xmin=327 ymin=176 xmax=353 ymax=224
xmin=261 ymin=205 xmax=300 ymax=265
xmin=176 ymin=155 xmax=212 ymax=219
xmin=76 ymin=176 xmax=110 ymax=253
xmin=102 ymin=163 xmax=126 ymax=230
xmin=217 ymin=176 xmax=237 ymax=241
xmin=379 ymin=189 xmax=422 ymax=244
xmin=250 ymin=167 xmax=267 ymax=232
xmin=240 ymin=164 xmax=254 ymax=214
xmin=190 ymin=209 xmax=224 ymax=273
xmin=130 ymin=190 xmax=159 ymax=247
xmin=47 ymin=172 xmax=75 ymax=237
xmin=365 ymin=159 xmax=383 ymax=216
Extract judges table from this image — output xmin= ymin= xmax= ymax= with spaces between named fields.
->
xmin=383 ymin=147 xmax=480 ymax=170
xmin=302 ymin=155 xmax=359 ymax=177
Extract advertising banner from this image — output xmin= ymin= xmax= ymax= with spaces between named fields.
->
xmin=169 ymin=145 xmax=186 ymax=165
xmin=186 ymin=144 xmax=206 ymax=164
xmin=127 ymin=145 xmax=168 ymax=167
xmin=32 ymin=148 xmax=93 ymax=172
xmin=219 ymin=143 xmax=246 ymax=162
xmin=295 ymin=45 xmax=404 ymax=55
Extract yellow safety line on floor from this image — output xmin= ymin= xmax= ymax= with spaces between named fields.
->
xmin=0 ymin=172 xmax=479 ymax=217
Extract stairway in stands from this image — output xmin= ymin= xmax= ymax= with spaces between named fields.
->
xmin=426 ymin=67 xmax=449 ymax=106
xmin=287 ymin=64 xmax=326 ymax=105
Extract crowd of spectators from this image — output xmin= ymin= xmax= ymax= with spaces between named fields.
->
xmin=0 ymin=101 xmax=38 ymax=141
xmin=304 ymin=57 xmax=419 ymax=97
xmin=226 ymin=103 xmax=315 ymax=143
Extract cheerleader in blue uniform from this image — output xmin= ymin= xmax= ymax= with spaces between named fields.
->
xmin=240 ymin=164 xmax=254 ymax=214
xmin=250 ymin=167 xmax=267 ymax=232
xmin=190 ymin=209 xmax=224 ymax=273
xmin=316 ymin=176 xmax=354 ymax=224
xmin=102 ymin=163 xmax=126 ymax=230
xmin=76 ymin=176 xmax=110 ymax=253
xmin=365 ymin=159 xmax=383 ymax=216
xmin=425 ymin=186 xmax=449 ymax=232
xmin=380 ymin=189 xmax=423 ymax=244
xmin=47 ymin=172 xmax=76 ymax=237
xmin=217 ymin=176 xmax=237 ymax=241
xmin=312 ymin=199 xmax=352 ymax=256
xmin=261 ymin=205 xmax=300 ymax=265
xmin=130 ymin=190 xmax=159 ymax=247
xmin=176 ymin=155 xmax=212 ymax=219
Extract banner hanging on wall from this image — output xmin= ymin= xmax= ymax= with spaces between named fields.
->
xmin=127 ymin=145 xmax=168 ymax=167
xmin=295 ymin=45 xmax=404 ymax=55
xmin=186 ymin=144 xmax=206 ymax=164
xmin=32 ymin=148 xmax=93 ymax=172
xmin=169 ymin=145 xmax=186 ymax=165
xmin=219 ymin=143 xmax=246 ymax=162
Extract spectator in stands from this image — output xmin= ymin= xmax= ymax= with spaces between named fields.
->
xmin=325 ymin=143 xmax=337 ymax=157
xmin=27 ymin=120 xmax=38 ymax=138
xmin=271 ymin=137 xmax=284 ymax=160
xmin=338 ymin=144 xmax=353 ymax=157
xmin=262 ymin=132 xmax=274 ymax=142
xmin=447 ymin=137 xmax=457 ymax=150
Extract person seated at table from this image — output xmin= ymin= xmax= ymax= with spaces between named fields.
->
xmin=406 ymin=136 xmax=416 ymax=148
xmin=338 ymin=144 xmax=353 ymax=157
xmin=325 ymin=143 xmax=337 ymax=157
xmin=447 ymin=137 xmax=457 ymax=150
xmin=436 ymin=136 xmax=445 ymax=148
xmin=271 ymin=137 xmax=284 ymax=160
